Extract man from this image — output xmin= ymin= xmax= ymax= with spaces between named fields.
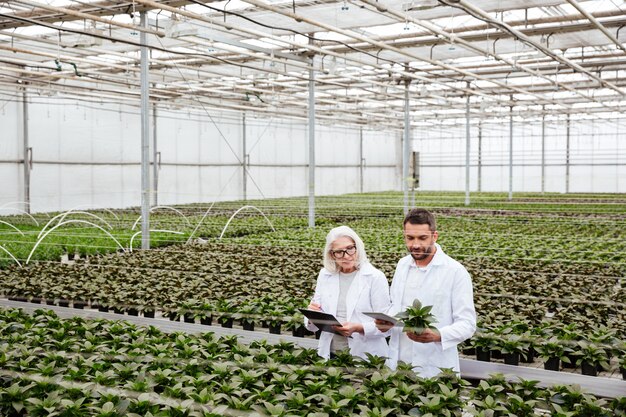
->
xmin=376 ymin=208 xmax=476 ymax=378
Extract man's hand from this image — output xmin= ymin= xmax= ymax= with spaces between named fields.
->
xmin=307 ymin=302 xmax=322 ymax=311
xmin=406 ymin=328 xmax=441 ymax=343
xmin=333 ymin=322 xmax=364 ymax=337
xmin=374 ymin=319 xmax=394 ymax=333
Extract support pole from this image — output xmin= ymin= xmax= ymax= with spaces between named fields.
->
xmin=140 ymin=11 xmax=151 ymax=250
xmin=508 ymin=99 xmax=513 ymax=201
xmin=308 ymin=47 xmax=315 ymax=228
xmin=541 ymin=106 xmax=545 ymax=194
xmin=565 ymin=113 xmax=570 ymax=194
xmin=464 ymin=86 xmax=471 ymax=206
xmin=477 ymin=121 xmax=482 ymax=193
xmin=403 ymin=78 xmax=411 ymax=215
xmin=22 ymin=89 xmax=30 ymax=214
xmin=359 ymin=127 xmax=364 ymax=194
xmin=242 ymin=113 xmax=247 ymax=201
xmin=152 ymin=103 xmax=158 ymax=206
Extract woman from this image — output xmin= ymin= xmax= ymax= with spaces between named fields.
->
xmin=305 ymin=225 xmax=390 ymax=360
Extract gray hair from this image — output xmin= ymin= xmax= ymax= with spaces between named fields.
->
xmin=322 ymin=225 xmax=369 ymax=273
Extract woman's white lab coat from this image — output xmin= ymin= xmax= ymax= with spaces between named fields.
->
xmin=305 ymin=262 xmax=390 ymax=360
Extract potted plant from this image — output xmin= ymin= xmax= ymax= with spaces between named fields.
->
xmin=285 ymin=313 xmax=306 ymax=338
xmin=536 ymin=336 xmax=573 ymax=371
xmin=473 ymin=333 xmax=494 ymax=362
xmin=238 ymin=304 xmax=258 ymax=331
xmin=498 ymin=334 xmax=528 ymax=366
xmin=576 ymin=341 xmax=609 ymax=377
xmin=394 ymin=299 xmax=436 ymax=334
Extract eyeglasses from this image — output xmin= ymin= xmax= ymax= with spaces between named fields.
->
xmin=330 ymin=246 xmax=357 ymax=259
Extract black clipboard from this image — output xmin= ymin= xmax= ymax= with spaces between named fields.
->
xmin=299 ymin=308 xmax=342 ymax=334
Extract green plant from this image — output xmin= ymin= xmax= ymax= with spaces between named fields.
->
xmin=395 ymin=299 xmax=436 ymax=333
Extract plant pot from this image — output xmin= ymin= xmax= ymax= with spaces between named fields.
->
xmin=57 ymin=300 xmax=70 ymax=308
xmin=127 ymin=308 xmax=139 ymax=316
xmin=504 ymin=353 xmax=519 ymax=366
xmin=73 ymin=301 xmax=87 ymax=309
xmin=544 ymin=357 xmax=560 ymax=371
xmin=200 ymin=316 xmax=212 ymax=326
xmin=521 ymin=347 xmax=535 ymax=363
xmin=242 ymin=322 xmax=255 ymax=331
xmin=621 ymin=367 xmax=626 ymax=380
xmin=581 ymin=361 xmax=597 ymax=376
xmin=269 ymin=324 xmax=281 ymax=335
xmin=476 ymin=347 xmax=491 ymax=362
xmin=491 ymin=349 xmax=503 ymax=360
xmin=45 ymin=300 xmax=55 ymax=306
xmin=183 ymin=314 xmax=195 ymax=323
xmin=168 ymin=313 xmax=179 ymax=322
xmin=112 ymin=307 xmax=124 ymax=315
xmin=98 ymin=305 xmax=109 ymax=312
xmin=261 ymin=320 xmax=269 ymax=328
xmin=30 ymin=297 xmax=42 ymax=304
xmin=563 ymin=353 xmax=578 ymax=368
xmin=462 ymin=347 xmax=476 ymax=356
xmin=292 ymin=326 xmax=306 ymax=338
xmin=9 ymin=296 xmax=27 ymax=302
xmin=221 ymin=318 xmax=234 ymax=328
xmin=143 ymin=310 xmax=155 ymax=318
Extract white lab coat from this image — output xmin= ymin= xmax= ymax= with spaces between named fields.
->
xmin=305 ymin=262 xmax=391 ymax=360
xmin=386 ymin=244 xmax=476 ymax=377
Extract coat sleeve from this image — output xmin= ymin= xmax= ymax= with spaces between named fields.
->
xmin=438 ymin=267 xmax=476 ymax=351
xmin=304 ymin=270 xmax=324 ymax=332
xmin=361 ymin=271 xmax=391 ymax=338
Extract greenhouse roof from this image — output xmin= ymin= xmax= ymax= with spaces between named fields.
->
xmin=1 ymin=0 xmax=626 ymax=128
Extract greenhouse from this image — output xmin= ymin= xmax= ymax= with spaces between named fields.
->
xmin=0 ymin=0 xmax=625 ymax=415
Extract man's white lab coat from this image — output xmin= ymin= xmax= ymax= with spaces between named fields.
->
xmin=386 ymin=244 xmax=476 ymax=377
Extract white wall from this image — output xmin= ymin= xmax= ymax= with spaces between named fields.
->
xmin=414 ymin=116 xmax=626 ymax=194
xmin=0 ymin=88 xmax=400 ymax=213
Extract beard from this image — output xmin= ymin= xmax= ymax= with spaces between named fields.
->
xmin=409 ymin=244 xmax=434 ymax=261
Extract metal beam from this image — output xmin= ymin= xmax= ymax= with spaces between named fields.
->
xmin=464 ymin=87 xmax=470 ymax=206
xmin=152 ymin=103 xmax=158 ymax=206
xmin=359 ymin=127 xmax=364 ymax=194
xmin=541 ymin=107 xmax=546 ymax=194
xmin=508 ymin=101 xmax=513 ymax=201
xmin=242 ymin=113 xmax=247 ymax=201
xmin=22 ymin=89 xmax=30 ymax=214
xmin=566 ymin=114 xmax=571 ymax=194
xmin=308 ymin=46 xmax=315 ymax=228
xmin=477 ymin=121 xmax=482 ymax=193
xmin=565 ymin=0 xmax=626 ymax=54
xmin=140 ymin=11 xmax=150 ymax=250
xmin=403 ymin=79 xmax=411 ymax=215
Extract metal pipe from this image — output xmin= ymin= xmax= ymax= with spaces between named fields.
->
xmin=465 ymin=87 xmax=471 ymax=206
xmin=508 ymin=100 xmax=513 ymax=201
xmin=242 ymin=112 xmax=247 ymax=201
xmin=152 ymin=102 xmax=158 ymax=206
xmin=403 ymin=78 xmax=411 ymax=215
xmin=22 ymin=88 xmax=30 ymax=214
xmin=308 ymin=44 xmax=316 ymax=228
xmin=541 ymin=107 xmax=546 ymax=194
xmin=359 ymin=127 xmax=364 ymax=194
xmin=566 ymin=113 xmax=571 ymax=194
xmin=565 ymin=0 xmax=626 ymax=54
xmin=140 ymin=11 xmax=150 ymax=250
xmin=477 ymin=121 xmax=482 ymax=192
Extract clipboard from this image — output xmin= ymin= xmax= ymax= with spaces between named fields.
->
xmin=299 ymin=308 xmax=342 ymax=334
xmin=362 ymin=312 xmax=399 ymax=326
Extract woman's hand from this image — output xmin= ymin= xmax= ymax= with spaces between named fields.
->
xmin=333 ymin=322 xmax=364 ymax=337
xmin=307 ymin=302 xmax=322 ymax=311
